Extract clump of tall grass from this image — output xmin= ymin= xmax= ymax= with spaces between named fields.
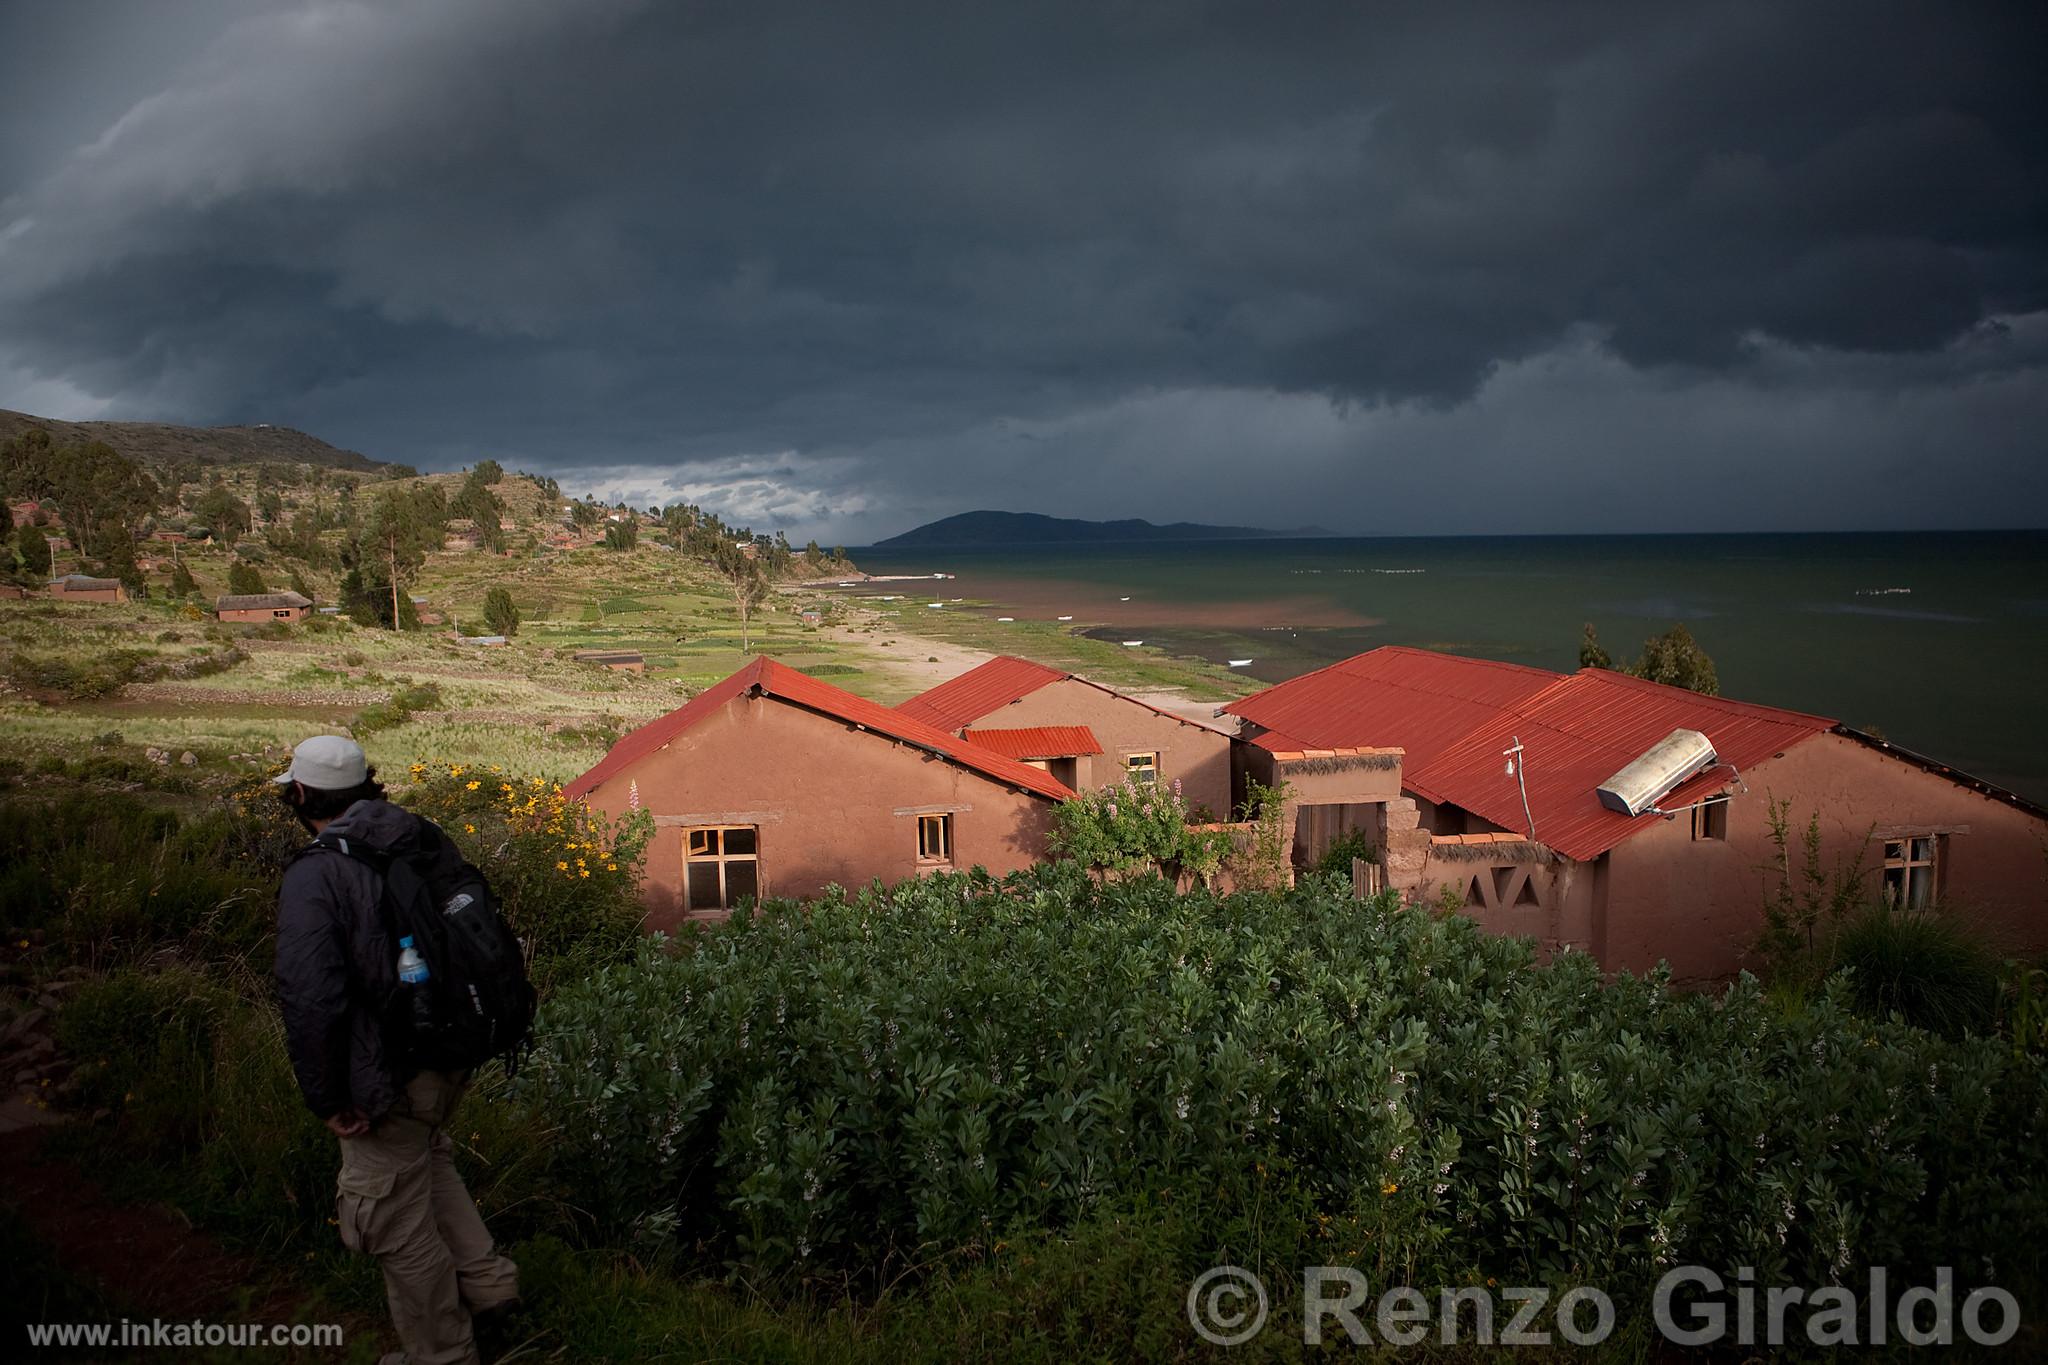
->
xmin=1829 ymin=906 xmax=2001 ymax=1038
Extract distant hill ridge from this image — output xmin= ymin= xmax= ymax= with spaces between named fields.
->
xmin=874 ymin=509 xmax=1331 ymax=548
xmin=0 ymin=408 xmax=391 ymax=473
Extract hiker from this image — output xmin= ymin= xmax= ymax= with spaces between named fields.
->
xmin=272 ymin=734 xmax=522 ymax=1365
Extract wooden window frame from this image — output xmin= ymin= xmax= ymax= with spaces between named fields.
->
xmin=917 ymin=812 xmax=954 ymax=866
xmin=1879 ymin=834 xmax=1941 ymax=910
xmin=683 ymin=823 xmax=760 ymax=912
xmin=1691 ymin=797 xmax=1729 ymax=841
xmin=1124 ymin=751 xmax=1160 ymax=786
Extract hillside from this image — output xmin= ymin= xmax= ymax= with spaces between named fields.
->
xmin=873 ymin=509 xmax=1331 ymax=548
xmin=0 ymin=408 xmax=391 ymax=473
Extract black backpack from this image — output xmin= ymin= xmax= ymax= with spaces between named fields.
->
xmin=318 ymin=822 xmax=537 ymax=1076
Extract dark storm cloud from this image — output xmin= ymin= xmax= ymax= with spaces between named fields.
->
xmin=1 ymin=0 xmax=2043 ymax=539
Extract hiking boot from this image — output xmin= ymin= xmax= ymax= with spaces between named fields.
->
xmin=471 ymin=1297 xmax=525 ymax=1363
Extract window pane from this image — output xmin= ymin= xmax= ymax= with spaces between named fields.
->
xmin=1910 ymin=837 xmax=1934 ymax=863
xmin=1883 ymin=841 xmax=1904 ymax=862
xmin=688 ymin=828 xmax=718 ymax=858
xmin=1882 ymin=867 xmax=1903 ymax=905
xmin=727 ymin=861 xmax=759 ymax=904
xmin=686 ymin=861 xmax=722 ymax=909
xmin=724 ymin=826 xmax=758 ymax=856
xmin=1908 ymin=865 xmax=1933 ymax=909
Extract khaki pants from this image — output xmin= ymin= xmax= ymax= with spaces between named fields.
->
xmin=336 ymin=1070 xmax=520 ymax=1365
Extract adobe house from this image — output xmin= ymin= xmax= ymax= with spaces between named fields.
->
xmin=567 ymin=658 xmax=1071 ymax=929
xmin=1228 ymin=646 xmax=2048 ymax=984
xmin=48 ymin=574 xmax=127 ymax=604
xmin=898 ymin=656 xmax=1236 ymax=816
xmin=216 ymin=590 xmax=312 ymax=623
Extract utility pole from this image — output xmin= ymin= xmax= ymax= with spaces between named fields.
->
xmin=1503 ymin=736 xmax=1536 ymax=840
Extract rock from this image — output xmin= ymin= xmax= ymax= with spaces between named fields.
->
xmin=13 ymin=1069 xmax=35 ymax=1088
xmin=180 ymin=751 xmax=198 ymax=766
xmin=22 ymin=1037 xmax=55 ymax=1061
xmin=36 ymin=993 xmax=62 ymax=1013
xmin=38 ymin=978 xmax=76 ymax=997
xmin=1 ymin=1008 xmax=47 ymax=1045
xmin=91 ymin=1107 xmax=112 ymax=1124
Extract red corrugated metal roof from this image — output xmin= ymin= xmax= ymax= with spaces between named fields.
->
xmin=565 ymin=657 xmax=1073 ymax=803
xmin=1414 ymin=667 xmax=1836 ymax=861
xmin=960 ymin=725 xmax=1104 ymax=760
xmin=1227 ymin=647 xmax=1839 ymax=861
xmin=1223 ymin=646 xmax=1558 ymax=776
xmin=896 ymin=656 xmax=1068 ymax=729
xmin=898 ymin=655 xmax=1223 ymax=735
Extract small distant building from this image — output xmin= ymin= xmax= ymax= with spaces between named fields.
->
xmin=45 ymin=536 xmax=72 ymax=553
xmin=216 ymin=590 xmax=312 ymax=623
xmin=151 ymin=530 xmax=189 ymax=543
xmin=457 ymin=634 xmax=510 ymax=647
xmin=574 ymin=649 xmax=646 ymax=674
xmin=0 ymin=584 xmax=30 ymax=600
xmin=49 ymin=574 xmax=127 ymax=604
xmin=799 ymin=609 xmax=824 ymax=627
xmin=8 ymin=502 xmax=37 ymax=528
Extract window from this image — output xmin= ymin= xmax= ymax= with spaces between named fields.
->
xmin=917 ymin=813 xmax=953 ymax=865
xmin=1881 ymin=835 xmax=1940 ymax=910
xmin=1125 ymin=752 xmax=1159 ymax=786
xmin=1691 ymin=797 xmax=1728 ymax=841
xmin=272 ymin=608 xmax=293 ymax=619
xmin=683 ymin=825 xmax=758 ymax=911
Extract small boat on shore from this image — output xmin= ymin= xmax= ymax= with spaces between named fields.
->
xmin=927 ymin=602 xmax=944 ymax=608
xmin=1057 ymin=615 xmax=1072 ymax=621
xmin=1228 ymin=659 xmax=1253 ymax=667
xmin=996 ymin=616 xmax=1013 ymax=622
xmin=1122 ymin=639 xmax=1143 ymax=647
xmin=1119 ymin=596 xmax=1130 ymax=601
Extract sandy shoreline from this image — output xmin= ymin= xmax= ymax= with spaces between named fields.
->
xmin=818 ymin=603 xmax=1238 ymax=733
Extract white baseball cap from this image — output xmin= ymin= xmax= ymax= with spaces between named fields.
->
xmin=273 ymin=734 xmax=370 ymax=790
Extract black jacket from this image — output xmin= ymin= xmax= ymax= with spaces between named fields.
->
xmin=273 ymin=799 xmax=464 ymax=1121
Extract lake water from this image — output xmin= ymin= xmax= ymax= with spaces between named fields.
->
xmin=852 ymin=530 xmax=2048 ymax=803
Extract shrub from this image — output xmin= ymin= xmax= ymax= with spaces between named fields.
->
xmin=1048 ymin=776 xmax=1231 ymax=883
xmin=400 ymin=765 xmax=650 ymax=983
xmin=351 ymin=681 xmax=445 ymax=736
xmin=1310 ymin=826 xmax=1378 ymax=879
xmin=521 ymin=867 xmax=2048 ymax=1305
xmin=0 ymin=792 xmax=271 ymax=948
xmin=1829 ymin=907 xmax=2001 ymax=1038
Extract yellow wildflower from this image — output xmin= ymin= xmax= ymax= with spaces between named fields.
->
xmin=466 ymin=780 xmax=480 ymax=790
xmin=464 ymin=823 xmax=476 ymax=834
xmin=556 ymin=860 xmax=569 ymax=871
xmin=1381 ymin=1181 xmax=1399 ymax=1196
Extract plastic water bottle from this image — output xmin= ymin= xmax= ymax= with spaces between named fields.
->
xmin=397 ymin=936 xmax=434 ymax=1040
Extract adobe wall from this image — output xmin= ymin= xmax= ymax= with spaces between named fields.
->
xmin=1602 ymin=731 xmax=2048 ymax=983
xmin=580 ymin=694 xmax=1058 ymax=932
xmin=1416 ymin=839 xmax=1605 ymax=966
xmin=983 ymin=678 xmax=1233 ymax=816
xmin=219 ymin=607 xmax=308 ymax=623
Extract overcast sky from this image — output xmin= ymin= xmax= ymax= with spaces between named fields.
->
xmin=2 ymin=1 xmax=2043 ymax=543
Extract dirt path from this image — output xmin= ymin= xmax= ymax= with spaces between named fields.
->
xmin=1 ymin=1110 xmax=385 ymax=1358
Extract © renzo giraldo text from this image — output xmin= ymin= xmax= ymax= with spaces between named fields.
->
xmin=1192 ymin=1264 xmax=2021 ymax=1348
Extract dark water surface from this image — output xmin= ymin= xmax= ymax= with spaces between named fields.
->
xmin=852 ymin=531 xmax=2048 ymax=803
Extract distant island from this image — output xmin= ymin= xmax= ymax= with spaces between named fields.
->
xmin=874 ymin=509 xmax=1332 ymax=548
